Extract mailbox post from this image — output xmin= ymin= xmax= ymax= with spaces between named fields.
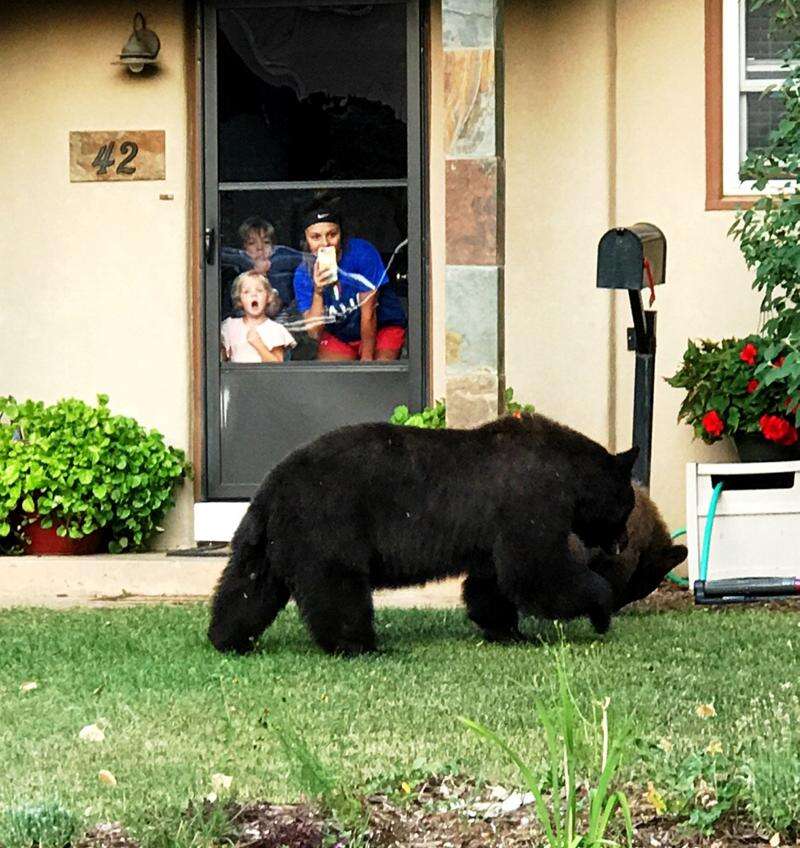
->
xmin=597 ymin=223 xmax=667 ymax=488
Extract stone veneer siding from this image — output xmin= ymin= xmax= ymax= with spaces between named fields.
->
xmin=442 ymin=0 xmax=505 ymax=428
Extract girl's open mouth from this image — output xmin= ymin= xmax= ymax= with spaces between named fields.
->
xmin=251 ymin=299 xmax=259 ymax=308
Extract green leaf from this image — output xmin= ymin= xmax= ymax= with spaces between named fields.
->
xmin=21 ymin=496 xmax=35 ymax=513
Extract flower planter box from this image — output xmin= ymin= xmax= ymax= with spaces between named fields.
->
xmin=685 ymin=460 xmax=800 ymax=587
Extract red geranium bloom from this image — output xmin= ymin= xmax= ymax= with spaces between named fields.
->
xmin=759 ymin=414 xmax=799 ymax=446
xmin=702 ymin=410 xmax=725 ymax=437
xmin=746 ymin=379 xmax=759 ymax=394
xmin=740 ymin=343 xmax=758 ymax=365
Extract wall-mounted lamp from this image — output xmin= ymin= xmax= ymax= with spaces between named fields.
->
xmin=113 ymin=12 xmax=160 ymax=73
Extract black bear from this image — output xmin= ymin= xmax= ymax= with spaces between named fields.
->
xmin=208 ymin=413 xmax=638 ymax=655
xmin=572 ymin=486 xmax=688 ymax=611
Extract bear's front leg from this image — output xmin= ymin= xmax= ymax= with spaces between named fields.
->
xmin=462 ymin=569 xmax=524 ymax=642
xmin=294 ymin=566 xmax=377 ymax=656
xmin=494 ymin=525 xmax=615 ymax=634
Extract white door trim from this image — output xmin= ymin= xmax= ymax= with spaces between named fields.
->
xmin=194 ymin=501 xmax=248 ymax=543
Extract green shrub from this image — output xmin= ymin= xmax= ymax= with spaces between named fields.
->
xmin=0 ymin=801 xmax=78 ymax=848
xmin=390 ymin=387 xmax=534 ymax=429
xmin=0 ymin=395 xmax=190 ymax=553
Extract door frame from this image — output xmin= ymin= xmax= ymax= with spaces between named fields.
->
xmin=197 ymin=0 xmax=429 ymax=513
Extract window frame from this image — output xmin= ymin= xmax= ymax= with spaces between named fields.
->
xmin=707 ymin=0 xmax=792 ymax=208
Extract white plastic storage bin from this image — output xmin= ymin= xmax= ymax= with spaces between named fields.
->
xmin=686 ymin=460 xmax=800 ymax=585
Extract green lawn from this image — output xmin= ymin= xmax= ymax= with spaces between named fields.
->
xmin=2 ymin=602 xmax=800 ymax=844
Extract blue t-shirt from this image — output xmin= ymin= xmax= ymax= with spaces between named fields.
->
xmin=293 ymin=238 xmax=407 ymax=342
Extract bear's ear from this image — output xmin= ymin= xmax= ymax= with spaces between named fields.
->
xmin=650 ymin=544 xmax=688 ymax=580
xmin=661 ymin=543 xmax=688 ymax=571
xmin=614 ymin=445 xmax=640 ymax=474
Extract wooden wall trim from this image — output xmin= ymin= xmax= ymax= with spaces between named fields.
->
xmin=185 ymin=0 xmax=203 ymax=501
xmin=705 ymin=0 xmax=755 ymax=210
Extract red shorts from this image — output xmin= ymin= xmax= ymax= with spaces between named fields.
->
xmin=318 ymin=326 xmax=406 ymax=359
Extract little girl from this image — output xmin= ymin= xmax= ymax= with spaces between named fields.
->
xmin=221 ymin=272 xmax=296 ymax=363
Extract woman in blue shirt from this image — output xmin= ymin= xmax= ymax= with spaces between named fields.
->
xmin=293 ymin=207 xmax=406 ymax=362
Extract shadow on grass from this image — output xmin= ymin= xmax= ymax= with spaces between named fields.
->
xmin=233 ymin=606 xmax=611 ymax=659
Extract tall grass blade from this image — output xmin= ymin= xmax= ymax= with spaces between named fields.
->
xmin=458 ymin=716 xmax=557 ymax=847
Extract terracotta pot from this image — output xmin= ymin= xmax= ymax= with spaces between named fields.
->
xmin=733 ymin=432 xmax=800 ymax=463
xmin=23 ymin=517 xmax=103 ymax=556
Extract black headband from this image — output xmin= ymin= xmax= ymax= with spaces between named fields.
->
xmin=301 ymin=207 xmax=341 ymax=232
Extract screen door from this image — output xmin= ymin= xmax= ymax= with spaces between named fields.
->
xmin=202 ymin=0 xmax=425 ymax=499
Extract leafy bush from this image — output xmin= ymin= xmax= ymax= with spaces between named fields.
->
xmin=390 ymin=399 xmax=446 ymax=429
xmin=390 ymin=387 xmax=534 ymax=429
xmin=0 ymin=395 xmax=190 ymax=553
xmin=0 ymin=801 xmax=78 ymax=848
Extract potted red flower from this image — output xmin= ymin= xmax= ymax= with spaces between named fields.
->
xmin=666 ymin=335 xmax=800 ymax=462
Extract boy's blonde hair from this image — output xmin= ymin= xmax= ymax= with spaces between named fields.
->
xmin=231 ymin=271 xmax=280 ymax=317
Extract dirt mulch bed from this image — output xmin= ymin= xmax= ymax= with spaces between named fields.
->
xmin=625 ymin=581 xmax=800 ymax=615
xmin=362 ymin=776 xmax=791 ymax=848
xmin=74 ymin=821 xmax=141 ymax=848
xmin=70 ymin=775 xmax=796 ymax=848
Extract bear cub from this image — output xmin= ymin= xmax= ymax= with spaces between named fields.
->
xmin=569 ymin=486 xmax=688 ymax=612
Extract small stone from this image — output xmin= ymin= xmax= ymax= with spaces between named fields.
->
xmin=20 ymin=681 xmax=38 ymax=693
xmin=211 ymin=772 xmax=232 ymax=792
xmin=79 ymin=724 xmax=105 ymax=743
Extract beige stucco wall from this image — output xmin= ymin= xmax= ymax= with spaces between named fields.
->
xmin=1 ymin=0 xmax=758 ymax=549
xmin=614 ymin=0 xmax=758 ymax=532
xmin=504 ymin=0 xmax=619 ymax=447
xmin=502 ymin=0 xmax=758 ymax=535
xmin=0 ymin=1 xmax=195 ymax=549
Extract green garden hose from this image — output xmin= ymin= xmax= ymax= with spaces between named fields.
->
xmin=667 ymin=527 xmax=689 ymax=587
xmin=699 ymin=482 xmax=725 ymax=582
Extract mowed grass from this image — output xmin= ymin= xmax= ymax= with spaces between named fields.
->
xmin=2 ymin=601 xmax=800 ymax=843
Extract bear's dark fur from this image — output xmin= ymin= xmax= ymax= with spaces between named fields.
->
xmin=208 ymin=413 xmax=639 ymax=656
xmin=569 ymin=486 xmax=688 ymax=610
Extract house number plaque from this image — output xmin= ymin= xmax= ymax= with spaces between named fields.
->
xmin=69 ymin=131 xmax=165 ymax=182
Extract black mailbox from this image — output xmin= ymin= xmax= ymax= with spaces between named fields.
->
xmin=595 ymin=222 xmax=668 ymax=490
xmin=597 ymin=223 xmax=666 ymax=291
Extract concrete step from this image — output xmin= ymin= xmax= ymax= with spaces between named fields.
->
xmin=0 ymin=554 xmax=464 ymax=609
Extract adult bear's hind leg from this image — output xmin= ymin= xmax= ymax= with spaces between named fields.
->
xmin=295 ymin=566 xmax=377 ymax=657
xmin=462 ymin=571 xmax=523 ymax=642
